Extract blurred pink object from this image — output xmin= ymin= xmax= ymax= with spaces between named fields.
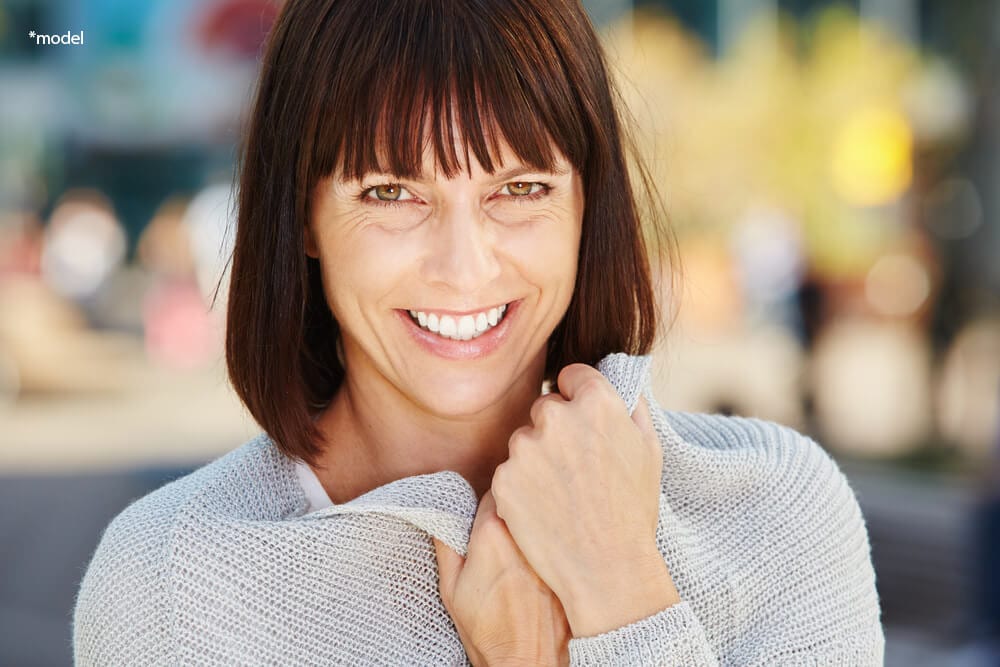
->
xmin=0 ymin=213 xmax=44 ymax=277
xmin=142 ymin=280 xmax=221 ymax=370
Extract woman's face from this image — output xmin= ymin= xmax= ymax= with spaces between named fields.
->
xmin=307 ymin=138 xmax=584 ymax=418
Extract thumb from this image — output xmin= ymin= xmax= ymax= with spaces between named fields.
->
xmin=631 ymin=395 xmax=657 ymax=439
xmin=432 ymin=537 xmax=464 ymax=611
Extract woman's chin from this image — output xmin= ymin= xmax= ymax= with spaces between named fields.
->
xmin=406 ymin=372 xmax=527 ymax=419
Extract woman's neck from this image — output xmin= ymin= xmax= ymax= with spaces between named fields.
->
xmin=310 ymin=354 xmax=545 ymax=503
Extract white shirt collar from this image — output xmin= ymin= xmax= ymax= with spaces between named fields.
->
xmin=294 ymin=459 xmax=334 ymax=512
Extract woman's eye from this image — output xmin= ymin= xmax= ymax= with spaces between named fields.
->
xmin=503 ymin=181 xmax=543 ymax=197
xmin=365 ymin=184 xmax=412 ymax=202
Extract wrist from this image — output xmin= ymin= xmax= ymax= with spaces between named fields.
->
xmin=561 ymin=551 xmax=681 ymax=638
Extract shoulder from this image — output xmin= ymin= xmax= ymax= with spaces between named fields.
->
xmin=73 ymin=434 xmax=296 ymax=664
xmin=658 ymin=409 xmax=869 ymax=543
xmin=661 ymin=409 xmax=820 ymax=457
xmin=656 ymin=409 xmax=855 ymax=499
xmin=656 ymin=410 xmax=884 ymax=661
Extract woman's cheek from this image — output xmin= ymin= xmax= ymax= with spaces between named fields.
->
xmin=498 ymin=216 xmax=580 ymax=284
xmin=320 ymin=228 xmax=411 ymax=313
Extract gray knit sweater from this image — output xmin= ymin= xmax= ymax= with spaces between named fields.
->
xmin=73 ymin=353 xmax=884 ymax=665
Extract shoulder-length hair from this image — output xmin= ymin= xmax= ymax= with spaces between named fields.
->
xmin=226 ymin=0 xmax=672 ymax=463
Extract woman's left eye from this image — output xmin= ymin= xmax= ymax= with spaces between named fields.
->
xmin=502 ymin=181 xmax=546 ymax=197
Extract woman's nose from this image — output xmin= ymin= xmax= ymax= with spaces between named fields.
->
xmin=421 ymin=201 xmax=501 ymax=293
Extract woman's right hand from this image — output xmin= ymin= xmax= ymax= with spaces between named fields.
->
xmin=433 ymin=490 xmax=570 ymax=667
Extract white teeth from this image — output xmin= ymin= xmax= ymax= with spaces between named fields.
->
xmin=408 ymin=303 xmax=510 ymax=341
xmin=458 ymin=315 xmax=476 ymax=339
xmin=439 ymin=315 xmax=457 ymax=337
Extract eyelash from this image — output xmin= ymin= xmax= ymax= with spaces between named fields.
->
xmin=357 ymin=182 xmax=553 ymax=208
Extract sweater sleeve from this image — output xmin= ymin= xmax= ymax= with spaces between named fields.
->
xmin=568 ymin=600 xmax=719 ymax=666
xmin=73 ymin=484 xmax=184 ymax=666
xmin=737 ymin=431 xmax=885 ymax=666
xmin=569 ymin=416 xmax=884 ymax=667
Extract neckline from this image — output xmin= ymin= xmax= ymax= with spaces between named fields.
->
xmin=294 ymin=459 xmax=335 ymax=512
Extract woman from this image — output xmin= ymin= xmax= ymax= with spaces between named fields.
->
xmin=73 ymin=0 xmax=884 ymax=664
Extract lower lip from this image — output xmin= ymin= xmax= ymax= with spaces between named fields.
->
xmin=396 ymin=300 xmax=521 ymax=360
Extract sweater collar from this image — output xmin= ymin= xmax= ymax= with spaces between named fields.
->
xmin=290 ymin=352 xmax=657 ymax=555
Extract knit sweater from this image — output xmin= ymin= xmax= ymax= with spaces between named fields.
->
xmin=73 ymin=353 xmax=884 ymax=665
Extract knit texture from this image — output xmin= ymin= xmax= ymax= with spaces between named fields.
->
xmin=73 ymin=353 xmax=884 ymax=665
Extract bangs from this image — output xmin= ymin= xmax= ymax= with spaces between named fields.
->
xmin=309 ymin=0 xmax=589 ymax=181
xmin=230 ymin=0 xmax=665 ymax=463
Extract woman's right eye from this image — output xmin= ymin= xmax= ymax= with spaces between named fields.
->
xmin=363 ymin=184 xmax=413 ymax=203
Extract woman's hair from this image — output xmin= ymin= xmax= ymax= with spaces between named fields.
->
xmin=226 ymin=0 xmax=672 ymax=463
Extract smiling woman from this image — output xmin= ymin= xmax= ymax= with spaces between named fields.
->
xmin=226 ymin=0 xmax=658 ymax=470
xmin=302 ymin=139 xmax=585 ymax=485
xmin=72 ymin=0 xmax=884 ymax=665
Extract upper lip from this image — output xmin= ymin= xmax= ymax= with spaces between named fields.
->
xmin=404 ymin=302 xmax=511 ymax=317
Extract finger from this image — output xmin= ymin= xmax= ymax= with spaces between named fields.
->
xmin=528 ymin=392 xmax=566 ymax=429
xmin=471 ymin=487 xmax=505 ymax=536
xmin=432 ymin=537 xmax=464 ymax=610
xmin=477 ymin=488 xmax=498 ymax=517
xmin=631 ymin=395 xmax=656 ymax=439
xmin=632 ymin=396 xmax=664 ymax=474
xmin=555 ymin=363 xmax=614 ymax=402
xmin=475 ymin=489 xmax=524 ymax=561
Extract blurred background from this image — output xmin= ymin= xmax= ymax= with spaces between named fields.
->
xmin=0 ymin=0 xmax=998 ymax=664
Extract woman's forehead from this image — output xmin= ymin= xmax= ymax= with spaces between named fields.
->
xmin=337 ymin=125 xmax=571 ymax=182
xmin=338 ymin=87 xmax=564 ymax=172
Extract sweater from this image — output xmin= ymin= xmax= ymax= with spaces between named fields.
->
xmin=73 ymin=353 xmax=885 ymax=665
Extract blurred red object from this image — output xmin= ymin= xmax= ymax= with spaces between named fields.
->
xmin=195 ymin=0 xmax=281 ymax=58
xmin=0 ymin=215 xmax=44 ymax=278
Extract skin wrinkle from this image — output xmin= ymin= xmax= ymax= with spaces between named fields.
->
xmin=304 ymin=131 xmax=584 ymax=501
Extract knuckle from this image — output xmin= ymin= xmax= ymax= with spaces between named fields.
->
xmin=491 ymin=463 xmax=510 ymax=499
xmin=578 ymin=376 xmax=610 ymax=400
xmin=506 ymin=427 xmax=532 ymax=458
xmin=492 ymin=459 xmax=505 ymax=482
xmin=533 ymin=396 xmax=560 ymax=423
xmin=557 ymin=362 xmax=588 ymax=386
xmin=478 ymin=509 xmax=505 ymax=534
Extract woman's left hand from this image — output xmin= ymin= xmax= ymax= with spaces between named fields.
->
xmin=491 ymin=363 xmax=682 ymax=638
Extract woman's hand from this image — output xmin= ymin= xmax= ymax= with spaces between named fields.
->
xmin=491 ymin=364 xmax=682 ymax=638
xmin=434 ymin=490 xmax=571 ymax=667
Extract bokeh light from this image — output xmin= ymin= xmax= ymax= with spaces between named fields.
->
xmin=1 ymin=1 xmax=998 ymax=664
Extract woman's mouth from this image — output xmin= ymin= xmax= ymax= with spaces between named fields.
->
xmin=406 ymin=304 xmax=508 ymax=341
xmin=396 ymin=300 xmax=520 ymax=360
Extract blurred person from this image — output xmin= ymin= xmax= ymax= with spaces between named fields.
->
xmin=0 ymin=202 xmax=140 ymax=396
xmin=937 ymin=318 xmax=1000 ymax=461
xmin=73 ymin=1 xmax=884 ymax=664
xmin=181 ymin=182 xmax=236 ymax=309
xmin=137 ymin=198 xmax=221 ymax=369
xmin=40 ymin=191 xmax=126 ymax=307
xmin=810 ymin=318 xmax=933 ymax=457
xmin=962 ymin=385 xmax=1000 ymax=663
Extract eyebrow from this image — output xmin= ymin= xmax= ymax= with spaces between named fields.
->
xmin=348 ymin=162 xmax=571 ymax=185
xmin=490 ymin=163 xmax=571 ymax=181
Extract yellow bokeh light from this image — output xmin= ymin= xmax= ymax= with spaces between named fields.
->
xmin=831 ymin=105 xmax=913 ymax=206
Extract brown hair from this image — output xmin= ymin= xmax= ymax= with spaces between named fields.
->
xmin=226 ymin=0 xmax=671 ymax=463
